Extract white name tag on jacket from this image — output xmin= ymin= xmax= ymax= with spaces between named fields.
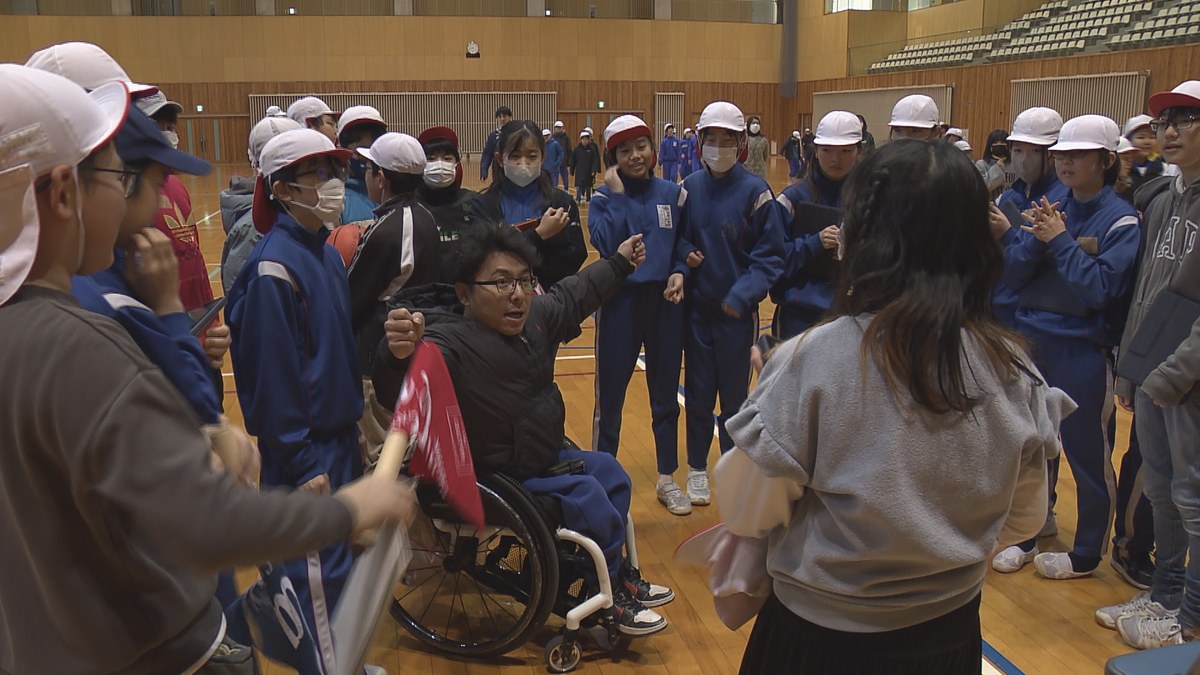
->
xmin=657 ymin=204 xmax=674 ymax=229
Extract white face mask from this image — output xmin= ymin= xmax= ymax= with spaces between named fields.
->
xmin=286 ymin=177 xmax=345 ymax=225
xmin=504 ymin=161 xmax=542 ymax=188
xmin=423 ymin=159 xmax=457 ymax=188
xmin=163 ymin=129 xmax=179 ymax=150
xmin=702 ymin=145 xmax=738 ymax=174
xmin=1012 ymin=152 xmax=1045 ymax=185
xmin=749 ymin=123 xmax=761 ymax=134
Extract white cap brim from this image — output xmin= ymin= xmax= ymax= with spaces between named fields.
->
xmin=1006 ymin=133 xmax=1054 ymax=146
xmin=1048 ymin=140 xmax=1108 ymax=152
xmin=86 ymin=81 xmax=132 ymax=153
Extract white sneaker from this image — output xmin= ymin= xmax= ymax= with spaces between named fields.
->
xmin=1118 ymin=609 xmax=1183 ymax=650
xmin=686 ymin=469 xmax=710 ymax=506
xmin=363 ymin=666 xmax=388 ymax=675
xmin=1034 ymin=552 xmax=1095 ymax=580
xmin=1096 ymin=591 xmax=1166 ymax=630
xmin=656 ymin=479 xmax=692 ymax=515
xmin=991 ymin=544 xmax=1037 ymax=573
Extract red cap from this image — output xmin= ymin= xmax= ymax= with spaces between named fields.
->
xmin=419 ymin=125 xmax=459 ymax=148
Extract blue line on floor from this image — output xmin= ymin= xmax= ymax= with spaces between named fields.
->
xmin=983 ymin=640 xmax=1025 ymax=675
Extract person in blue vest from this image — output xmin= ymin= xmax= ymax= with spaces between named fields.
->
xmin=589 ymin=115 xmax=693 ymax=515
xmin=226 ymin=129 xmax=364 ymax=674
xmin=542 ymin=127 xmax=565 ymax=186
xmin=474 ymin=119 xmax=588 ymax=290
xmin=770 ymin=110 xmax=862 ymax=340
xmin=480 ymin=105 xmax=513 ymax=181
xmin=990 ymin=107 xmax=1068 ymax=330
xmin=336 ymin=105 xmax=388 ymax=226
xmin=993 ymin=115 xmax=1141 ymax=581
xmin=677 ymin=101 xmax=786 ymax=506
xmin=680 ymin=126 xmax=697 ymax=177
xmin=659 ymin=123 xmax=682 ymax=182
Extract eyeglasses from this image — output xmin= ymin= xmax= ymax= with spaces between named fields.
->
xmin=1052 ymin=150 xmax=1092 ymax=161
xmin=471 ymin=276 xmax=537 ymax=295
xmin=1150 ymin=115 xmax=1199 ymax=134
xmin=294 ymin=165 xmax=349 ymax=182
xmin=83 ymin=166 xmax=143 ymax=198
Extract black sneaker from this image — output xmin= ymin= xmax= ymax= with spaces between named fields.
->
xmin=1112 ymin=549 xmax=1155 ymax=590
xmin=611 ymin=584 xmax=667 ymax=636
xmin=620 ymin=559 xmax=675 ymax=608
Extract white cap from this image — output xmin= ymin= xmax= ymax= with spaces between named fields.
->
xmin=889 ymin=94 xmax=939 ymax=129
xmin=553 ymin=120 xmax=564 ymax=128
xmin=265 ymin=105 xmax=285 ymax=117
xmin=1049 ymin=114 xmax=1120 ymax=152
xmin=542 ymin=128 xmax=551 ymax=137
xmin=946 ymin=127 xmax=964 ymax=138
xmin=697 ymin=101 xmax=746 ymax=133
xmin=287 ymin=96 xmax=337 ymax=126
xmin=356 ymin=132 xmax=425 ymax=175
xmin=1117 ymin=137 xmax=1137 ymax=154
xmin=664 ymin=122 xmax=675 ymax=131
xmin=792 ymin=129 xmax=800 ymax=138
xmin=580 ymin=128 xmax=592 ymax=138
xmin=25 ymin=42 xmax=156 ymax=95
xmin=336 ymin=105 xmax=385 ymax=140
xmin=1150 ymin=80 xmax=1200 ymax=118
xmin=248 ymin=115 xmax=303 ymax=171
xmin=133 ymin=90 xmax=182 ymax=118
xmin=0 ymin=65 xmax=130 ymax=305
xmin=1008 ymin=107 xmax=1063 ymax=146
xmin=259 ymin=128 xmax=353 ymax=179
xmin=683 ymin=127 xmax=693 ymax=134
xmin=604 ymin=115 xmax=652 ymax=152
xmin=813 ymin=111 xmax=862 ymax=146
xmin=1123 ymin=114 xmax=1154 ymax=137
xmin=954 ymin=139 xmax=973 ymax=152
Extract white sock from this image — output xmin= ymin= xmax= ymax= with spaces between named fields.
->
xmin=657 ymin=474 xmax=674 ymax=487
xmin=687 ymin=468 xmax=706 ymax=477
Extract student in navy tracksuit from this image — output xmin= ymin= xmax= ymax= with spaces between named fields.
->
xmin=226 ymin=129 xmax=363 ymax=673
xmin=677 ymin=101 xmax=785 ymax=507
xmin=473 ymin=120 xmax=588 ymax=290
xmin=771 ymin=110 xmax=862 ymax=339
xmin=543 ymin=128 xmax=564 ymax=181
xmin=72 ymin=106 xmax=222 ymax=429
xmin=480 ymin=106 xmax=513 ymax=181
xmin=995 ymin=115 xmax=1141 ymax=580
xmin=659 ymin=123 xmax=681 ymax=182
xmin=991 ymin=107 xmax=1069 ymax=330
xmin=589 ymin=115 xmax=694 ymax=516
xmin=680 ymin=127 xmax=697 ymax=177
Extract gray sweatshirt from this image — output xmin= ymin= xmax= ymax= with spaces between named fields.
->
xmin=722 ymin=316 xmax=1074 ymax=632
xmin=1115 ymin=173 xmax=1200 ymax=405
xmin=0 ymin=287 xmax=354 ymax=675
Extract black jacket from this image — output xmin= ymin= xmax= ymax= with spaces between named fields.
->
xmin=471 ymin=187 xmax=589 ymax=289
xmin=570 ymin=141 xmax=601 ymax=178
xmin=372 ymin=255 xmax=634 ymax=479
xmin=415 ymin=183 xmax=485 ymax=282
xmin=552 ymin=131 xmax=573 ymax=164
xmin=346 ymin=194 xmax=442 ymax=375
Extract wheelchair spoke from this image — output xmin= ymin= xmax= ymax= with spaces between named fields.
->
xmin=444 ymin=570 xmax=461 ymax=637
xmin=458 ymin=580 xmax=475 ymax=645
xmin=469 ymin=572 xmax=504 ymax=635
xmin=416 ymin=569 xmax=450 ymax=626
xmin=402 ymin=565 xmax=444 ymax=573
xmin=396 ymin=567 xmax=448 ymax=600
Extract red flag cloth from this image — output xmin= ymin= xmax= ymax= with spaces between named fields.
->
xmin=393 ymin=340 xmax=485 ymax=529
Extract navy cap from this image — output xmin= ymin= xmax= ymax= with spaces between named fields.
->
xmin=115 ymin=107 xmax=212 ymax=176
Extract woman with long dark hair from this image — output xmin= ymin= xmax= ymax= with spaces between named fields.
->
xmin=975 ymin=128 xmax=1010 ymax=197
xmin=473 ymin=119 xmax=587 ymax=289
xmin=716 ymin=139 xmax=1073 ymax=674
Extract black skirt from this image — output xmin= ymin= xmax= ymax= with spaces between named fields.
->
xmin=738 ymin=591 xmax=982 ymax=675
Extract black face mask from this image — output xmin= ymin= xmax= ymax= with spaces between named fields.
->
xmin=348 ymin=157 xmax=368 ymax=180
xmin=990 ymin=144 xmax=1009 ymax=160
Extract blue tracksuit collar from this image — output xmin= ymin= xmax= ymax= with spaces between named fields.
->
xmin=1012 ymin=171 xmax=1061 ymax=201
xmin=272 ymin=213 xmax=330 ymax=250
xmin=619 ymin=171 xmax=655 ymax=194
xmin=810 ymin=169 xmax=844 ymax=207
xmin=1064 ymin=185 xmax=1113 ymax=220
xmin=500 ymin=180 xmax=543 ymax=224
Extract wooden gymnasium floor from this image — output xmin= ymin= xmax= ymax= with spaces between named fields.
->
xmin=188 ymin=155 xmax=1141 ymax=675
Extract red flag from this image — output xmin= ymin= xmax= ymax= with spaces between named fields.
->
xmin=392 ymin=340 xmax=484 ymax=529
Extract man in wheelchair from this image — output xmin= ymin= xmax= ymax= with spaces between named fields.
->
xmin=373 ymin=223 xmax=673 ymax=636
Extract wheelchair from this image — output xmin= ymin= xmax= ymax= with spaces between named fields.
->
xmin=389 ymin=466 xmax=647 ymax=673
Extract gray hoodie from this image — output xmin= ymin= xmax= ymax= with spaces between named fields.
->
xmin=724 ymin=316 xmax=1074 ymax=632
xmin=1116 ymin=173 xmax=1200 ymax=405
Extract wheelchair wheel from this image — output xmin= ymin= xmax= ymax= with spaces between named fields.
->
xmin=391 ymin=474 xmax=560 ymax=657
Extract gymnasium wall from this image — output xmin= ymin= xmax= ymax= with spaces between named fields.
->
xmin=906 ymin=0 xmax=1044 ymax=42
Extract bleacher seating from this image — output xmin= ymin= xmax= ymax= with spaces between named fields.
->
xmin=866 ymin=0 xmax=1190 ymax=74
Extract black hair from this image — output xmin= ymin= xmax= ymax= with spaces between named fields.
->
xmin=495 ymin=106 xmax=513 ymax=118
xmin=73 ymin=142 xmax=110 ymax=190
xmin=422 ymin=137 xmax=460 ymax=163
xmin=380 ymin=168 xmax=424 ymax=196
xmin=984 ymin=129 xmax=1009 ymax=160
xmin=482 ymin=120 xmax=555 ymax=206
xmin=452 ymin=221 xmax=542 ymax=285
xmin=265 ymin=165 xmax=298 ymax=212
xmin=337 ymin=122 xmax=386 ymax=151
xmin=151 ymin=107 xmax=178 ymax=126
xmin=856 ymin=114 xmax=868 ymax=131
xmin=1101 ymin=149 xmax=1121 ymax=185
xmin=832 ymin=138 xmax=1026 ymax=414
